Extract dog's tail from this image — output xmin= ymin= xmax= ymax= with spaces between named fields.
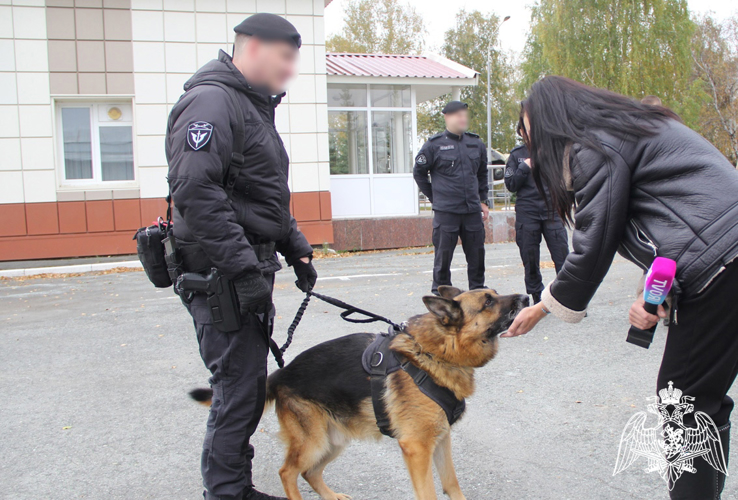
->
xmin=189 ymin=388 xmax=213 ymax=406
xmin=188 ymin=368 xmax=283 ymax=411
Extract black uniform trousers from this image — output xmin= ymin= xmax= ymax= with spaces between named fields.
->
xmin=185 ymin=276 xmax=274 ymax=500
xmin=658 ymin=262 xmax=738 ymax=498
xmin=432 ymin=210 xmax=485 ymax=294
xmin=514 ymin=218 xmax=569 ymax=295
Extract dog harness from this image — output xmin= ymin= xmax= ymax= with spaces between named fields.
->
xmin=361 ymin=327 xmax=466 ymax=437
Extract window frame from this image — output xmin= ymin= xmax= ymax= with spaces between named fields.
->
xmin=54 ymin=99 xmax=138 ymax=190
xmin=327 ymin=83 xmax=416 ymax=178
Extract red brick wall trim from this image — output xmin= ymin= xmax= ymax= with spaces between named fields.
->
xmin=0 ymin=199 xmax=169 ymax=261
xmin=331 ymin=213 xmax=516 ymax=252
xmin=0 ymin=231 xmax=136 ymax=261
xmin=0 ymin=194 xmax=334 ymax=261
xmin=292 ymin=191 xmax=332 ymax=222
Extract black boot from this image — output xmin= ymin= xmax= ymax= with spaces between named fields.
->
xmin=669 ymin=422 xmax=730 ymax=499
xmin=532 ymin=292 xmax=541 ymax=304
xmin=242 ymin=487 xmax=288 ymax=500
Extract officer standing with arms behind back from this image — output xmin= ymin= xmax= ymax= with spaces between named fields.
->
xmin=414 ymin=101 xmax=489 ymax=295
xmin=505 ymin=118 xmax=569 ymax=304
xmin=165 ymin=14 xmax=317 ymax=500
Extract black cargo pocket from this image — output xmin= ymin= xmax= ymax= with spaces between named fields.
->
xmin=437 ymin=153 xmax=457 ymax=174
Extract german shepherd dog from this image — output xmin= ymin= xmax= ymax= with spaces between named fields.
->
xmin=192 ymin=286 xmax=528 ymax=500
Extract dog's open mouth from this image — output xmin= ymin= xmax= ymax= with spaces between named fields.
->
xmin=488 ymin=300 xmax=528 ymax=337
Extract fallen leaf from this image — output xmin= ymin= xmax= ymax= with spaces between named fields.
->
xmin=62 ymin=426 xmax=72 ymax=430
xmin=120 ymin=344 xmax=126 ymax=347
xmin=543 ymin=336 xmax=548 ymax=340
xmin=517 ymin=390 xmax=524 ymax=393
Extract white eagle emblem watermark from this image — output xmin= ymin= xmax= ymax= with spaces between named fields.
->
xmin=613 ymin=381 xmax=728 ymax=489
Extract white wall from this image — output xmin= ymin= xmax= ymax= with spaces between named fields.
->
xmin=0 ymin=0 xmax=55 ymax=205
xmin=131 ymin=0 xmax=330 ymax=200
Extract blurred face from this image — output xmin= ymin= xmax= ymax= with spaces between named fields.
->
xmin=443 ymin=109 xmax=469 ymax=134
xmin=235 ymin=37 xmax=299 ymax=95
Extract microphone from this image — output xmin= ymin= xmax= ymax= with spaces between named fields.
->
xmin=626 ymin=257 xmax=676 ymax=349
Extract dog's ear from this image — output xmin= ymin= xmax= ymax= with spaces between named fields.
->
xmin=437 ymin=286 xmax=463 ymax=300
xmin=423 ymin=296 xmax=462 ymax=326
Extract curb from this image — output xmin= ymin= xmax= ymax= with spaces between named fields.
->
xmin=0 ymin=260 xmax=143 ymax=278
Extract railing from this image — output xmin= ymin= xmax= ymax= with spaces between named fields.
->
xmin=418 ymin=165 xmax=513 ymax=213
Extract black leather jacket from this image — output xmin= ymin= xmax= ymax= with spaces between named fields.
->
xmin=166 ymin=50 xmax=312 ymax=278
xmin=550 ymin=118 xmax=738 ymax=312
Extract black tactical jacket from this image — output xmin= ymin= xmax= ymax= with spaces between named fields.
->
xmin=413 ymin=130 xmax=488 ymax=214
xmin=551 ymin=118 xmax=738 ymax=312
xmin=504 ymin=144 xmax=561 ymax=223
xmin=166 ymin=50 xmax=312 ymax=278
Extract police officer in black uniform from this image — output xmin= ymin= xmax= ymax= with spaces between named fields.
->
xmin=505 ymin=121 xmax=569 ymax=304
xmin=414 ymin=101 xmax=489 ymax=294
xmin=165 ymin=13 xmax=317 ymax=500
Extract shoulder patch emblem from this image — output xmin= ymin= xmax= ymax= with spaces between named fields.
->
xmin=186 ymin=121 xmax=213 ymax=151
xmin=505 ymin=166 xmax=513 ymax=177
xmin=416 ymin=153 xmax=427 ymax=165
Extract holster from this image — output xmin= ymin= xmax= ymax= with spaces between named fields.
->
xmin=164 ymin=237 xmax=278 ymax=334
xmin=175 ymin=268 xmax=242 ymax=333
xmin=163 ymin=236 xmax=242 ymax=333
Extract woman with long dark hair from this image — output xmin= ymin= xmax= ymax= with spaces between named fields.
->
xmin=503 ymin=76 xmax=738 ymax=499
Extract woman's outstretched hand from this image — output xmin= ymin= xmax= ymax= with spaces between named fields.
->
xmin=502 ymin=305 xmax=549 ymax=338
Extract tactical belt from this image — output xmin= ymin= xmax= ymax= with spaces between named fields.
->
xmin=179 ymin=240 xmax=276 ymax=273
xmin=362 ymin=327 xmax=466 ymax=437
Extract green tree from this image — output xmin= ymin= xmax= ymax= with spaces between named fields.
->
xmin=692 ymin=14 xmax=738 ymax=165
xmin=326 ymin=0 xmax=425 ymax=54
xmin=445 ymin=10 xmax=521 ymax=153
xmin=522 ymin=0 xmax=698 ymax=123
xmin=416 ymin=10 xmax=519 ymax=153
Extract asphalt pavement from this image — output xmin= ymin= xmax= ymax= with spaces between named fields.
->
xmin=1 ymin=242 xmax=736 ymax=500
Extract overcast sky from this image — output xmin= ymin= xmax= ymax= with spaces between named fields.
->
xmin=324 ymin=0 xmax=738 ymax=57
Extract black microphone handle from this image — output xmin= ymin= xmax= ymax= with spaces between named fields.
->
xmin=626 ymin=301 xmax=660 ymax=349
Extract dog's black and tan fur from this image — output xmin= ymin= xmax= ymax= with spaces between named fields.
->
xmin=191 ymin=286 xmax=528 ymax=500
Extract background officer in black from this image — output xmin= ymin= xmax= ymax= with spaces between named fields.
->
xmin=165 ymin=14 xmax=317 ymax=500
xmin=505 ymin=121 xmax=569 ymax=304
xmin=414 ymin=101 xmax=489 ymax=295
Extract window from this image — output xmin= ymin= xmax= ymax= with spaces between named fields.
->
xmin=58 ymin=102 xmax=135 ymax=185
xmin=327 ymin=83 xmax=368 ymax=107
xmin=328 ymin=84 xmax=415 ymax=176
xmin=370 ymin=85 xmax=411 ymax=108
xmin=371 ymin=111 xmax=413 ymax=174
xmin=327 ymin=83 xmax=418 ymax=218
xmin=329 ymin=111 xmax=369 ymax=174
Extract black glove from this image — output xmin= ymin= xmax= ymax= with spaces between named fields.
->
xmin=233 ymin=270 xmax=272 ymax=314
xmin=292 ymin=257 xmax=317 ymax=293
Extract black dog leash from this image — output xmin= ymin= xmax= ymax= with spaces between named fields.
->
xmin=276 ymin=289 xmax=403 ymax=368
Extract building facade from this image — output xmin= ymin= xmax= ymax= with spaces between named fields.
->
xmin=0 ymin=0 xmax=513 ymax=262
xmin=0 ymin=0 xmax=331 ymax=261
